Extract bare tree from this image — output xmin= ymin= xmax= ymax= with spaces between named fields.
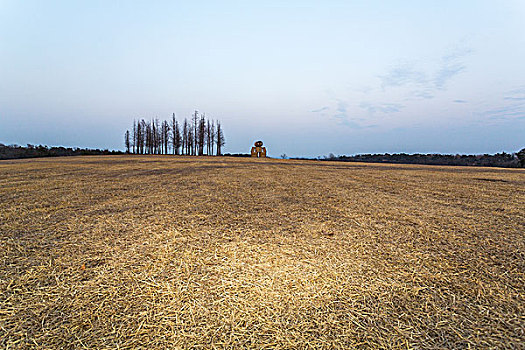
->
xmin=153 ymin=118 xmax=160 ymax=154
xmin=135 ymin=120 xmax=141 ymax=154
xmin=132 ymin=120 xmax=136 ymax=154
xmin=126 ymin=112 xmax=225 ymax=157
xmin=162 ymin=120 xmax=170 ymax=155
xmin=192 ymin=110 xmax=198 ymax=155
xmin=182 ymin=118 xmax=188 ymax=155
xmin=210 ymin=120 xmax=216 ymax=155
xmin=140 ymin=119 xmax=146 ymax=154
xmin=144 ymin=119 xmax=150 ymax=154
xmin=174 ymin=120 xmax=181 ymax=155
xmin=206 ymin=119 xmax=211 ymax=155
xmin=198 ymin=114 xmax=206 ymax=156
xmin=124 ymin=130 xmax=130 ymax=153
xmin=216 ymin=121 xmax=225 ymax=156
xmin=171 ymin=113 xmax=181 ymax=155
xmin=188 ymin=128 xmax=194 ymax=155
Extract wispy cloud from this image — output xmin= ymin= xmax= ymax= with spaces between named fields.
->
xmin=433 ymin=64 xmax=465 ymax=89
xmin=359 ymin=102 xmax=404 ymax=114
xmin=480 ymin=102 xmax=525 ymax=120
xmin=338 ymin=119 xmax=366 ymax=129
xmin=379 ymin=64 xmax=427 ymax=89
xmin=323 ymin=44 xmax=472 ymax=128
xmin=378 ymin=45 xmax=473 ymax=98
xmin=336 ymin=100 xmax=348 ymax=114
xmin=433 ymin=47 xmax=471 ymax=89
xmin=324 ymin=98 xmax=377 ymax=129
xmin=441 ymin=46 xmax=473 ymax=63
xmin=332 ymin=100 xmax=351 ymax=120
xmin=476 ymin=86 xmax=525 ymax=121
xmin=311 ymin=106 xmax=329 ymax=113
xmin=506 ymin=86 xmax=525 ymax=95
xmin=412 ymin=90 xmax=434 ymax=99
xmin=503 ymin=86 xmax=525 ymax=101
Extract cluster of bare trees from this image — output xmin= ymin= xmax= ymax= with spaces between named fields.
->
xmin=124 ymin=111 xmax=225 ymax=156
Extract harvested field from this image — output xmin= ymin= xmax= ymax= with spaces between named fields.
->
xmin=1 ymin=155 xmax=524 ymax=349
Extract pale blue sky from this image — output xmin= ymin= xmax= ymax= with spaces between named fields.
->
xmin=1 ymin=0 xmax=524 ymax=156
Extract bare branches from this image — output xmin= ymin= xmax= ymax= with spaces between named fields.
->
xmin=127 ymin=112 xmax=225 ymax=156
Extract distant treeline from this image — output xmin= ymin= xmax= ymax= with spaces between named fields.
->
xmin=0 ymin=144 xmax=123 ymax=160
xmin=125 ymin=111 xmax=225 ymax=156
xmin=302 ymin=149 xmax=525 ymax=168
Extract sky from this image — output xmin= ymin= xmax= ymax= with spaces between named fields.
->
xmin=1 ymin=0 xmax=524 ymax=157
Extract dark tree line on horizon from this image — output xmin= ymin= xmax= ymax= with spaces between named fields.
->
xmin=306 ymin=149 xmax=525 ymax=168
xmin=125 ymin=111 xmax=225 ymax=156
xmin=0 ymin=144 xmax=123 ymax=160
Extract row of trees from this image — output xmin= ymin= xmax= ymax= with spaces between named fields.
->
xmin=0 ymin=144 xmax=123 ymax=160
xmin=310 ymin=149 xmax=525 ymax=168
xmin=125 ymin=112 xmax=225 ymax=156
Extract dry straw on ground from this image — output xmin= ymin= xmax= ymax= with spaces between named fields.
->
xmin=1 ymin=156 xmax=524 ymax=349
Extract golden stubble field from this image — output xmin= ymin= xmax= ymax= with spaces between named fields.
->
xmin=0 ymin=155 xmax=524 ymax=349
